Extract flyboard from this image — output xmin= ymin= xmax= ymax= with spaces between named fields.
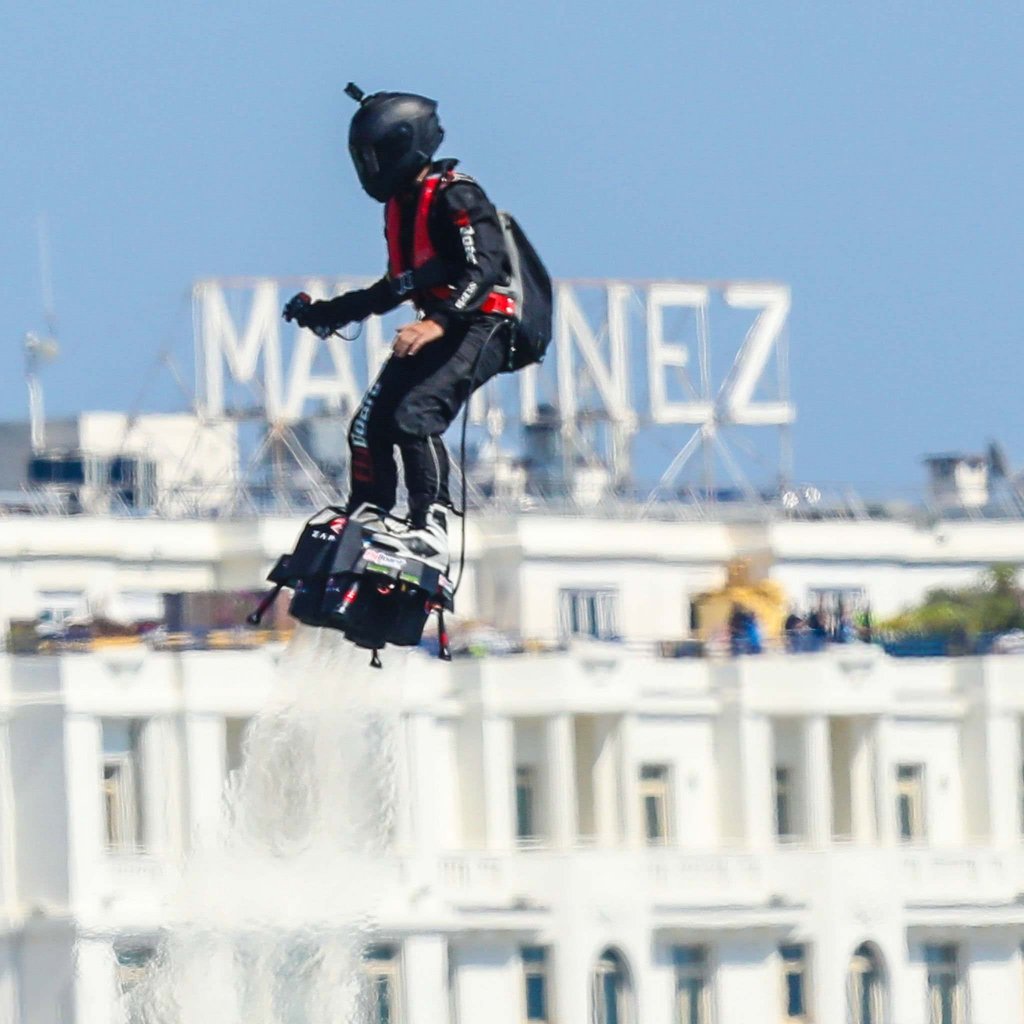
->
xmin=247 ymin=503 xmax=453 ymax=667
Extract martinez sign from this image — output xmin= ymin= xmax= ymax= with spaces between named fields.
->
xmin=193 ymin=278 xmax=793 ymax=435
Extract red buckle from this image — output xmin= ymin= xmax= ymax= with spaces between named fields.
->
xmin=480 ymin=292 xmax=516 ymax=317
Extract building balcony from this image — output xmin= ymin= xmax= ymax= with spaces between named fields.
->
xmin=413 ymin=848 xmax=774 ymax=918
xmin=394 ymin=845 xmax=1024 ymax=930
xmin=900 ymin=846 xmax=1024 ymax=908
xmin=79 ymin=852 xmax=180 ymax=922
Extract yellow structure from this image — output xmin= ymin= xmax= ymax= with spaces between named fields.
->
xmin=693 ymin=559 xmax=788 ymax=641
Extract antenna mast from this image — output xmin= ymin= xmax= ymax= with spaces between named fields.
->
xmin=24 ymin=215 xmax=60 ymax=453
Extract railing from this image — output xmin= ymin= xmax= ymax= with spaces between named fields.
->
xmin=4 ymin=482 xmax=1024 ymax=522
xmin=99 ymin=852 xmax=178 ymax=900
xmin=900 ymin=848 xmax=1020 ymax=905
xmin=428 ymin=848 xmax=770 ymax=907
xmin=79 ymin=846 xmax=1024 ymax=919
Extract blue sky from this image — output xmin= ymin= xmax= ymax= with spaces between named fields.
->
xmin=1 ymin=1 xmax=1022 ymax=492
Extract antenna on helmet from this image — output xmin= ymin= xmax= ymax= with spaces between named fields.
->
xmin=345 ymin=82 xmax=367 ymax=104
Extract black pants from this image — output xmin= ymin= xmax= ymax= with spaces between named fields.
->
xmin=347 ymin=316 xmax=508 ymax=522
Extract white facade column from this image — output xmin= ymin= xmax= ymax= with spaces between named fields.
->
xmin=873 ymin=715 xmax=896 ymax=846
xmin=403 ymin=934 xmax=450 ymax=1024
xmin=739 ymin=713 xmax=774 ymax=849
xmin=551 ymin=929 xmax=592 ymax=1024
xmin=592 ymin=716 xmax=620 ymax=846
xmin=141 ymin=715 xmax=185 ymax=858
xmin=64 ymin=713 xmax=103 ymax=909
xmin=715 ymin=937 xmax=776 ymax=1024
xmin=0 ymin=715 xmax=19 ymax=912
xmin=0 ymin=936 xmax=18 ymax=1024
xmin=482 ymin=715 xmax=515 ymax=851
xmin=450 ymin=938 xmax=520 ymax=1024
xmin=803 ymin=716 xmax=832 ymax=847
xmin=966 ymin=934 xmax=1020 ymax=1024
xmin=812 ymin=928 xmax=859 ymax=1024
xmin=849 ymin=718 xmax=877 ymax=843
xmin=72 ymin=936 xmax=116 ymax=1024
xmin=984 ymin=712 xmax=1020 ymax=847
xmin=546 ymin=714 xmax=577 ymax=848
xmin=401 ymin=713 xmax=442 ymax=857
xmin=184 ymin=713 xmax=226 ymax=847
xmin=618 ymin=713 xmax=641 ymax=847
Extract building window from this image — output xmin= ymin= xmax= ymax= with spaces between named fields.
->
xmin=774 ymin=767 xmax=795 ymax=841
xmin=847 ymin=943 xmax=886 ymax=1024
xmin=925 ymin=944 xmax=964 ymax=1024
xmin=780 ymin=944 xmax=809 ymax=1022
xmin=639 ymin=764 xmax=672 ymax=845
xmin=522 ymin=946 xmax=551 ymax=1022
xmin=225 ymin=716 xmax=252 ymax=778
xmin=516 ymin=766 xmax=538 ymax=844
xmin=592 ymin=947 xmax=634 ymax=1024
xmin=102 ymin=720 xmax=146 ymax=852
xmin=559 ymin=588 xmax=619 ymax=641
xmin=114 ymin=942 xmax=156 ymax=1024
xmin=36 ymin=589 xmax=87 ymax=636
xmin=673 ymin=945 xmax=712 ymax=1024
xmin=362 ymin=944 xmax=402 ymax=1024
xmin=895 ymin=764 xmax=926 ymax=843
xmin=806 ymin=586 xmax=868 ymax=642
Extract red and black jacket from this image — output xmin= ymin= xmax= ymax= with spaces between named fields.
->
xmin=324 ymin=159 xmax=513 ymax=333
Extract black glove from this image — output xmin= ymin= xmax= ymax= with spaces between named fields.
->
xmin=282 ymin=292 xmax=352 ymax=340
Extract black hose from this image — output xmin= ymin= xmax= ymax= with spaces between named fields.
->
xmin=451 ymin=317 xmax=509 ymax=596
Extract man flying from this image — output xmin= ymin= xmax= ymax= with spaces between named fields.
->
xmin=283 ymin=85 xmax=516 ymax=565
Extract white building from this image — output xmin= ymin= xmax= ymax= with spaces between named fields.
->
xmin=2 ymin=644 xmax=1024 ymax=1024
xmin=0 ymin=509 xmax=1023 ymax=1022
xmin=3 ymin=509 xmax=1024 ymax=640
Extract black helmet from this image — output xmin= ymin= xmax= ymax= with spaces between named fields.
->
xmin=346 ymin=83 xmax=444 ymax=202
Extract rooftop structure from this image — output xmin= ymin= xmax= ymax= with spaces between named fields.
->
xmin=0 ymin=413 xmax=238 ymax=516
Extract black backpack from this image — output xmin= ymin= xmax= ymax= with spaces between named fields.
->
xmin=497 ymin=212 xmax=553 ymax=371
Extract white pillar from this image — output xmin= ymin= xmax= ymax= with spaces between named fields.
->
xmin=619 ymin=713 xmax=641 ymax=848
xmin=551 ymin=929 xmax=592 ymax=1024
xmin=0 ymin=715 xmax=19 ymax=911
xmin=849 ymin=718 xmax=877 ymax=843
xmin=873 ymin=715 xmax=896 ymax=846
xmin=73 ymin=937 xmax=117 ymax=1024
xmin=811 ymin=927 xmax=857 ymax=1024
xmin=740 ymin=713 xmax=774 ymax=849
xmin=450 ymin=938 xmax=520 ymax=1024
xmin=715 ymin=936 xmax=776 ymax=1024
xmin=64 ymin=713 xmax=104 ymax=907
xmin=803 ymin=716 xmax=832 ymax=847
xmin=592 ymin=716 xmax=620 ymax=846
xmin=184 ymin=713 xmax=225 ymax=847
xmin=482 ymin=716 xmax=515 ymax=851
xmin=403 ymin=713 xmax=442 ymax=857
xmin=984 ymin=712 xmax=1021 ymax=847
xmin=546 ymin=714 xmax=577 ymax=848
xmin=403 ymin=934 xmax=450 ymax=1024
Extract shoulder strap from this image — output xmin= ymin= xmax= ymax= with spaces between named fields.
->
xmin=412 ymin=174 xmax=444 ymax=267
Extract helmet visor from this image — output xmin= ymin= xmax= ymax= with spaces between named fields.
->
xmin=350 ymin=142 xmax=380 ymax=183
xmin=372 ymin=123 xmax=414 ymax=169
xmin=350 ymin=123 xmax=415 ymax=192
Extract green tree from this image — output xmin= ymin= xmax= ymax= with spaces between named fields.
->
xmin=883 ymin=564 xmax=1024 ymax=637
